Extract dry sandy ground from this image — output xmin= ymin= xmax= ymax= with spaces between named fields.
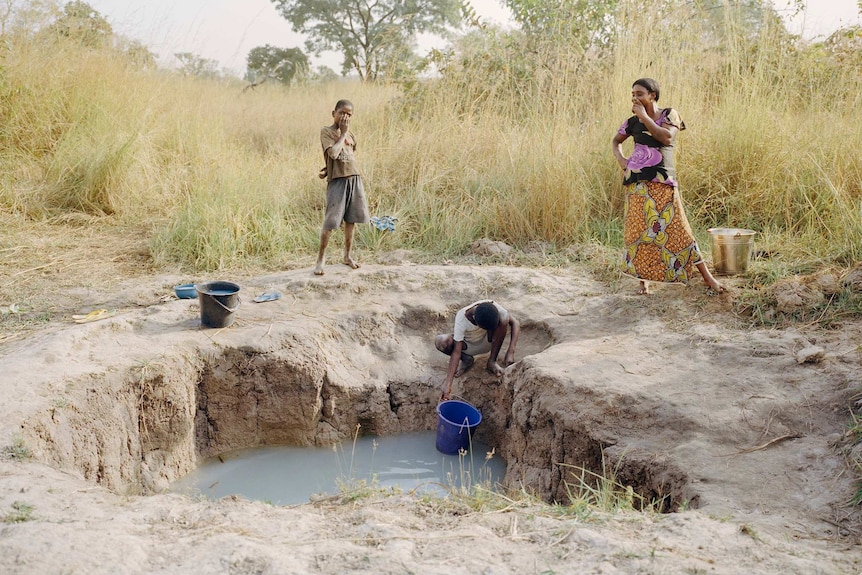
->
xmin=1 ymin=248 xmax=861 ymax=575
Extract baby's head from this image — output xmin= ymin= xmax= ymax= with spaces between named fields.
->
xmin=474 ymin=302 xmax=499 ymax=331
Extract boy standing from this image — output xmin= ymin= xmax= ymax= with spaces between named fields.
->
xmin=435 ymin=300 xmax=520 ymax=400
xmin=314 ymin=99 xmax=370 ymax=275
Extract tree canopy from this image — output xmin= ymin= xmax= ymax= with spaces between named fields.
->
xmin=246 ymin=44 xmax=309 ymax=85
xmin=174 ymin=52 xmax=220 ymax=78
xmin=270 ymin=0 xmax=461 ymax=81
xmin=50 ymin=0 xmax=112 ymax=47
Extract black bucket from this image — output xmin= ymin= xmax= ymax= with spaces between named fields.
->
xmin=196 ymin=281 xmax=241 ymax=328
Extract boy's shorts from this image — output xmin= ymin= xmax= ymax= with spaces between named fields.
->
xmin=323 ymin=175 xmax=370 ymax=231
xmin=460 ymin=337 xmax=492 ymax=357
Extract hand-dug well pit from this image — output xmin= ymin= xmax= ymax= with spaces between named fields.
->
xmin=13 ymin=294 xmax=695 ymax=513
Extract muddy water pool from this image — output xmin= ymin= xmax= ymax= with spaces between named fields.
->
xmin=170 ymin=432 xmax=506 ymax=505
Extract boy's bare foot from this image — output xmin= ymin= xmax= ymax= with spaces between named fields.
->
xmin=636 ymin=281 xmax=649 ymax=295
xmin=343 ymin=257 xmax=361 ymax=269
xmin=455 ymin=355 xmax=474 ymax=377
xmin=313 ymin=262 xmax=325 ymax=276
xmin=487 ymin=361 xmax=505 ymax=377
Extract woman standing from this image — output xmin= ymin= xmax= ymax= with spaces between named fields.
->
xmin=612 ymin=78 xmax=723 ymax=295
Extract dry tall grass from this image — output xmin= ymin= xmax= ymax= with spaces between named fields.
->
xmin=0 ymin=0 xmax=859 ymax=273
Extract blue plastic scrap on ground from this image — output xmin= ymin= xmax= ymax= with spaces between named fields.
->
xmin=253 ymin=290 xmax=282 ymax=303
xmin=371 ymin=216 xmax=397 ymax=232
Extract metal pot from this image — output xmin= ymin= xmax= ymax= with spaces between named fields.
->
xmin=707 ymin=228 xmax=756 ymax=275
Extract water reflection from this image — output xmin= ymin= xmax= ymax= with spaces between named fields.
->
xmin=170 ymin=431 xmax=505 ymax=505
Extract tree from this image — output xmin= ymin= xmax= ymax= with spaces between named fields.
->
xmin=502 ymin=0 xmax=618 ymax=57
xmin=311 ymin=65 xmax=339 ymax=82
xmin=123 ymin=39 xmax=156 ymax=69
xmin=0 ymin=0 xmax=17 ymax=35
xmin=270 ymin=0 xmax=461 ymax=81
xmin=246 ymin=44 xmax=309 ymax=85
xmin=50 ymin=0 xmax=111 ymax=47
xmin=688 ymin=0 xmax=786 ymax=44
xmin=175 ymin=52 xmax=219 ymax=78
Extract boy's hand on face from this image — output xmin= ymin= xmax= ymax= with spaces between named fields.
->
xmin=338 ymin=115 xmax=350 ymax=134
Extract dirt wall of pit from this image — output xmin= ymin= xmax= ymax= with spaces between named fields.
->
xmin=17 ymin=310 xmax=450 ymax=494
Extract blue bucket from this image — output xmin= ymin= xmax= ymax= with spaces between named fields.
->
xmin=435 ymin=400 xmax=482 ymax=455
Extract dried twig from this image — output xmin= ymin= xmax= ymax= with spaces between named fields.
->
xmin=818 ymin=516 xmax=861 ymax=536
xmin=242 ymin=76 xmax=268 ymax=92
xmin=717 ymin=433 xmax=802 ymax=457
xmin=756 ymin=407 xmax=779 ymax=443
xmin=618 ymin=362 xmax=636 ymax=375
xmin=548 ymin=527 xmax=575 ymax=547
xmin=3 ymin=261 xmax=59 ymax=284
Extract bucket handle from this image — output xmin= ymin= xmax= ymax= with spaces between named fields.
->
xmin=210 ymin=295 xmax=241 ymax=313
xmin=449 ymin=394 xmax=475 ymax=435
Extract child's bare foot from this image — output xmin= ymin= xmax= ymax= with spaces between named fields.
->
xmin=313 ymin=262 xmax=325 ymax=276
xmin=487 ymin=361 xmax=505 ymax=377
xmin=636 ymin=283 xmax=650 ymax=295
xmin=343 ymin=257 xmax=361 ymax=269
xmin=455 ymin=355 xmax=474 ymax=377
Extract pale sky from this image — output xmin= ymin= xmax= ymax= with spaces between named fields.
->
xmin=86 ymin=0 xmax=514 ymax=74
xmin=86 ymin=0 xmax=860 ymax=76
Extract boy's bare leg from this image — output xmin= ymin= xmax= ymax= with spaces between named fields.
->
xmin=455 ymin=354 xmax=474 ymax=377
xmin=314 ymin=229 xmax=332 ymax=275
xmin=342 ymin=223 xmax=360 ymax=269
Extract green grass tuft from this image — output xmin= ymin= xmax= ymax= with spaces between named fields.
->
xmin=1 ymin=501 xmax=34 ymax=523
xmin=2 ymin=434 xmax=32 ymax=461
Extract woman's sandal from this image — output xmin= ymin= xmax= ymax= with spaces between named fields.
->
xmin=72 ymin=309 xmax=116 ymax=323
